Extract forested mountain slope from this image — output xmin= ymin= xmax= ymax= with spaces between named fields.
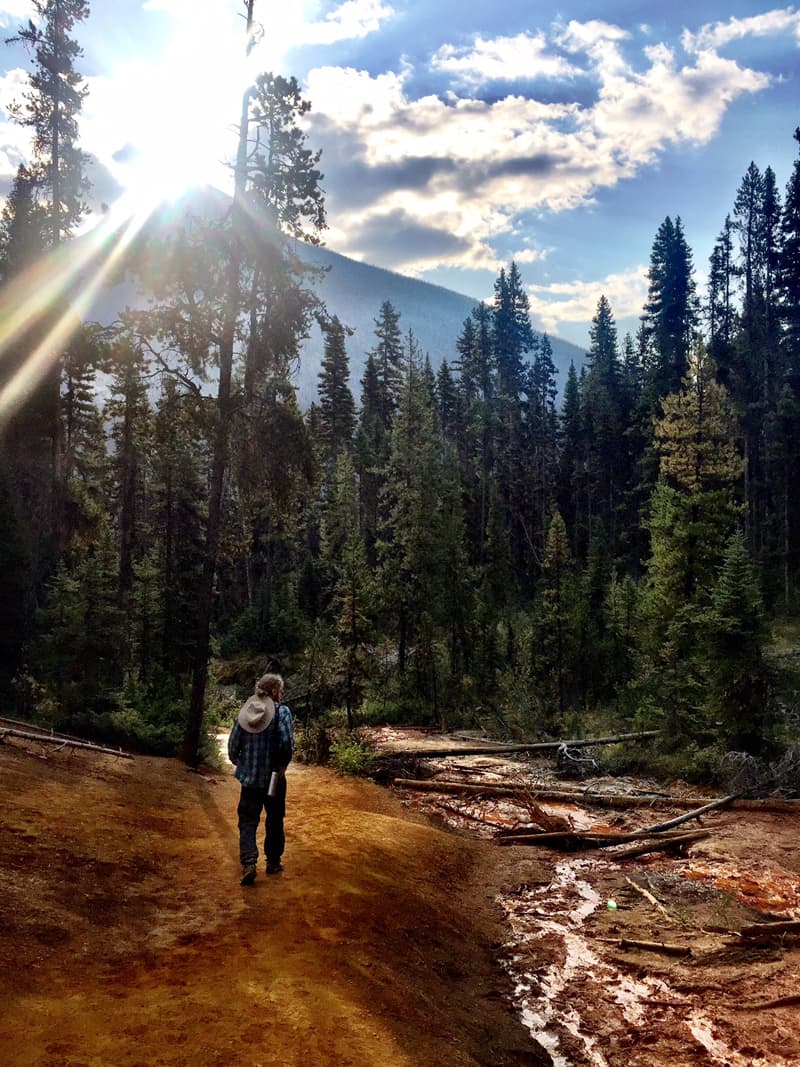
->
xmin=295 ymin=242 xmax=584 ymax=403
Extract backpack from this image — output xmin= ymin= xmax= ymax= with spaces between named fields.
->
xmin=266 ymin=704 xmax=292 ymax=768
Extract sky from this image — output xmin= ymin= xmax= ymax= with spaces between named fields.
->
xmin=0 ymin=0 xmax=798 ymax=349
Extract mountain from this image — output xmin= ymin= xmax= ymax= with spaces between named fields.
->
xmin=295 ymin=243 xmax=585 ymax=406
xmin=85 ymin=189 xmax=586 ymax=406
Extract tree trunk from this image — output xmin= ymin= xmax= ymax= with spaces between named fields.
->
xmin=181 ymin=2 xmax=255 ymax=765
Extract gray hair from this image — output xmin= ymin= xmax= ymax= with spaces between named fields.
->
xmin=255 ymin=673 xmax=283 ymax=699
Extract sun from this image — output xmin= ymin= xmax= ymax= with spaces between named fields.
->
xmin=105 ymin=3 xmax=306 ymax=213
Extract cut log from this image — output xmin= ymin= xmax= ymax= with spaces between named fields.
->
xmin=381 ymin=730 xmax=659 ymax=759
xmin=0 ymin=728 xmax=134 ymax=760
xmin=613 ymin=830 xmax=711 ymax=860
xmin=597 ymin=937 xmax=692 ymax=957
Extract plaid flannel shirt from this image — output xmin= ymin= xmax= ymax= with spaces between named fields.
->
xmin=227 ymin=703 xmax=294 ymax=788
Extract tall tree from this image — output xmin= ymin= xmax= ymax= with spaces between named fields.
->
xmin=367 ymin=300 xmax=404 ymax=430
xmin=7 ymin=0 xmax=90 ymax=245
xmin=126 ymin=7 xmax=327 ymax=762
xmin=640 ymin=341 xmax=742 ymax=740
xmin=641 ymin=216 xmax=699 ymax=404
xmin=316 ymin=316 xmax=355 ymax=471
xmin=779 ymin=129 xmax=800 ymax=373
xmin=706 ymin=215 xmax=739 ymax=381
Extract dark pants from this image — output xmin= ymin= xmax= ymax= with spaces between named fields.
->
xmin=237 ymin=775 xmax=287 ymax=867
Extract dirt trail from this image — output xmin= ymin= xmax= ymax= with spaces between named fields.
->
xmin=0 ymin=742 xmax=545 ymax=1066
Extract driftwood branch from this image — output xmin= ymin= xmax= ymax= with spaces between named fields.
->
xmin=597 ymin=937 xmax=692 ymax=957
xmin=382 ymin=731 xmax=659 ymax=759
xmin=0 ymin=728 xmax=134 ymax=760
xmin=624 ymin=875 xmax=674 ymax=923
xmin=495 ymin=827 xmax=712 ymax=849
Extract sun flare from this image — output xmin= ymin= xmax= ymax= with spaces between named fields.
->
xmin=105 ymin=2 xmax=306 ymax=212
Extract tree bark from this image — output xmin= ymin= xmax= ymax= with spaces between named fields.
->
xmin=181 ymin=1 xmax=256 ymax=765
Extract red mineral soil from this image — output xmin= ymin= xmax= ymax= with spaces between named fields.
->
xmin=388 ymin=730 xmax=800 ymax=1067
xmin=3 ymin=726 xmax=800 ymax=1067
xmin=0 ymin=737 xmax=544 ymax=1067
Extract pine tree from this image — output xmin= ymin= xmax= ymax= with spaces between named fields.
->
xmin=127 ymin=21 xmax=327 ymax=761
xmin=703 ymin=531 xmax=771 ymax=753
xmin=493 ymin=262 xmax=534 ymax=398
xmin=642 ymin=216 xmax=699 ymax=404
xmin=104 ymin=336 xmax=152 ymax=605
xmin=640 ymin=341 xmax=742 ymax=741
xmin=7 ymin=0 xmax=90 ymax=246
xmin=582 ymin=295 xmax=624 ymax=552
xmin=2 ymin=1 xmax=91 ymax=576
xmin=368 ymin=300 xmax=404 ymax=429
xmin=317 ymin=316 xmax=355 ymax=471
xmin=354 ymin=352 xmax=385 ymax=561
xmin=532 ymin=510 xmax=575 ymax=723
xmin=326 ymin=453 xmax=375 ymax=727
xmin=706 ymin=215 xmax=739 ymax=382
xmin=778 ymin=128 xmax=800 ymax=395
xmin=0 ymin=165 xmax=46 ymax=282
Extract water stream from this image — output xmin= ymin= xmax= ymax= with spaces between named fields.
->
xmin=499 ymin=857 xmax=795 ymax=1067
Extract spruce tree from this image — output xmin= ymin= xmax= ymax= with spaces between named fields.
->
xmin=703 ymin=531 xmax=771 ymax=753
xmin=778 ymin=129 xmax=800 ymax=373
xmin=641 ymin=216 xmax=699 ymax=403
xmin=640 ymin=341 xmax=742 ymax=741
xmin=317 ymin=315 xmax=355 ymax=471
xmin=7 ymin=0 xmax=90 ymax=246
xmin=368 ymin=300 xmax=404 ymax=429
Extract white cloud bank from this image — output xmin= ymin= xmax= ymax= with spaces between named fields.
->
xmin=305 ymin=13 xmax=774 ymax=273
xmin=431 ymin=32 xmax=579 ymax=85
xmin=683 ymin=7 xmax=800 ymax=53
xmin=529 ymin=266 xmax=649 ymax=337
xmin=301 ymin=0 xmax=395 ymax=45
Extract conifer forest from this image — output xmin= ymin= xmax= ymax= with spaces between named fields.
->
xmin=2 ymin=1 xmax=800 ymax=777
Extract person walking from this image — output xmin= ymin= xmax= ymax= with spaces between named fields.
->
xmin=228 ymin=673 xmax=294 ymax=886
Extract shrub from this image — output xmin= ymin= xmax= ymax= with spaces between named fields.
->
xmin=329 ymin=730 xmax=376 ymax=777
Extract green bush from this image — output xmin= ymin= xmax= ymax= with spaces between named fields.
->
xmin=329 ymin=730 xmax=377 ymax=777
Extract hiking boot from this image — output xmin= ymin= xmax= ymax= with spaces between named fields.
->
xmin=240 ymin=864 xmax=257 ymax=886
xmin=266 ymin=861 xmax=283 ymax=875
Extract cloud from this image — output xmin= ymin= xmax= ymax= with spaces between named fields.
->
xmin=431 ymin=32 xmax=579 ymax=86
xmin=0 ymin=67 xmax=28 ymax=113
xmin=341 ymin=208 xmax=476 ymax=270
xmin=683 ymin=8 xmax=800 ymax=53
xmin=304 ymin=34 xmax=769 ymax=273
xmin=529 ymin=266 xmax=649 ymax=337
xmin=303 ymin=0 xmax=395 ymax=45
xmin=0 ymin=2 xmax=34 ymax=28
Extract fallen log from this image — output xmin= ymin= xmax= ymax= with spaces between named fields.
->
xmin=597 ymin=937 xmax=692 ymax=957
xmin=638 ymin=794 xmax=739 ymax=834
xmin=735 ymin=993 xmax=800 ymax=1011
xmin=613 ymin=829 xmax=711 ymax=860
xmin=739 ymin=920 xmax=800 ymax=939
xmin=495 ymin=828 xmax=712 ymax=849
xmin=0 ymin=728 xmax=134 ymax=760
xmin=381 ymin=731 xmax=659 ymax=758
xmin=392 ymin=778 xmax=800 ymax=814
